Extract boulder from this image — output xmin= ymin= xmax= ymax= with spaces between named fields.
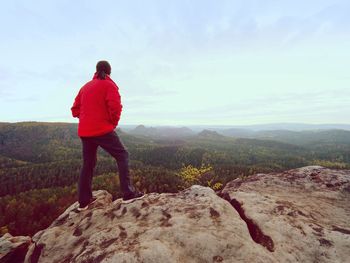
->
xmin=0 ymin=233 xmax=32 ymax=263
xmin=24 ymin=188 xmax=274 ymax=263
xmin=220 ymin=166 xmax=350 ymax=262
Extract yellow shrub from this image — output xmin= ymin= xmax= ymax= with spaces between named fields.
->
xmin=178 ymin=164 xmax=213 ymax=186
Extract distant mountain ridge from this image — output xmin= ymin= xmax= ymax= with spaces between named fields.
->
xmin=197 ymin=129 xmax=224 ymax=138
xmin=219 ymin=129 xmax=350 ymax=146
xmin=128 ymin=125 xmax=194 ymax=138
xmin=1 ymin=122 xmax=350 ymax=166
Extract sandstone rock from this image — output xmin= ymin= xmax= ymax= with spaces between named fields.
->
xmin=12 ymin=166 xmax=350 ymax=262
xmin=221 ymin=166 xmax=350 ymax=263
xmin=0 ymin=233 xmax=32 ymax=263
xmin=24 ymin=188 xmax=275 ymax=263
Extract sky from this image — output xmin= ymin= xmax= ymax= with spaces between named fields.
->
xmin=0 ymin=0 xmax=349 ymax=126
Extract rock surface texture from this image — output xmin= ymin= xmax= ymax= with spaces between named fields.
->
xmin=221 ymin=166 xmax=350 ymax=263
xmin=23 ymin=188 xmax=275 ymax=263
xmin=0 ymin=233 xmax=31 ymax=263
xmin=1 ymin=166 xmax=349 ymax=262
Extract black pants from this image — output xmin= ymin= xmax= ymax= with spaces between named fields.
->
xmin=78 ymin=131 xmax=134 ymax=206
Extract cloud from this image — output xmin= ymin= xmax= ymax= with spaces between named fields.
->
xmin=129 ymin=88 xmax=350 ymax=122
xmin=0 ymin=0 xmax=349 ymax=124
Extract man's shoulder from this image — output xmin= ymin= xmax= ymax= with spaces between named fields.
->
xmin=81 ymin=79 xmax=95 ymax=88
xmin=105 ymin=80 xmax=119 ymax=91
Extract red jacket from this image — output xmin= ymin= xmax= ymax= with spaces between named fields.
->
xmin=71 ymin=73 xmax=123 ymax=137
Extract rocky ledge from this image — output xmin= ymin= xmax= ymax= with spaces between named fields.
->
xmin=0 ymin=166 xmax=349 ymax=263
xmin=220 ymin=165 xmax=350 ymax=262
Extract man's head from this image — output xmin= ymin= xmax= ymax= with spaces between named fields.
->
xmin=96 ymin=60 xmax=111 ymax=79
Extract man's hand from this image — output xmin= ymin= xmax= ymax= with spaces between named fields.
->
xmin=71 ymin=89 xmax=82 ymax=118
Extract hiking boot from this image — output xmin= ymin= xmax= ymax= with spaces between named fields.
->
xmin=77 ymin=197 xmax=97 ymax=212
xmin=122 ymin=191 xmax=145 ymax=204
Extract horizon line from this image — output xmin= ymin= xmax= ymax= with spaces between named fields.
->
xmin=2 ymin=121 xmax=350 ymax=127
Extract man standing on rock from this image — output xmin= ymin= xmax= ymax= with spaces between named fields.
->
xmin=71 ymin=60 xmax=144 ymax=211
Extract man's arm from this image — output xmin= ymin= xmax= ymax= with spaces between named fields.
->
xmin=71 ymin=89 xmax=82 ymax=118
xmin=106 ymin=83 xmax=123 ymax=126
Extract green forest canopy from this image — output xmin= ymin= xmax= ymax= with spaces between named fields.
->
xmin=0 ymin=122 xmax=349 ymax=236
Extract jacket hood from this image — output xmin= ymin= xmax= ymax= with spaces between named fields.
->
xmin=92 ymin=73 xmax=117 ymax=86
xmin=93 ymin=72 xmax=111 ymax=80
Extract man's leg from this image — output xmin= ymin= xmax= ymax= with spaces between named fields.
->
xmin=97 ymin=131 xmax=135 ymax=196
xmin=78 ymin=137 xmax=98 ymax=207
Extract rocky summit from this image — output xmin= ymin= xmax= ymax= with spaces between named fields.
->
xmin=1 ymin=166 xmax=349 ymax=263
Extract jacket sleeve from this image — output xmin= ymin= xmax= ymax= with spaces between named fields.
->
xmin=71 ymin=89 xmax=82 ymax=118
xmin=106 ymin=83 xmax=123 ymax=126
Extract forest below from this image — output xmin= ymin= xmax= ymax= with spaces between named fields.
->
xmin=1 ymin=122 xmax=350 ymax=237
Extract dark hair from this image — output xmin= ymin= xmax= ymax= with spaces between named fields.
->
xmin=96 ymin=60 xmax=111 ymax=80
